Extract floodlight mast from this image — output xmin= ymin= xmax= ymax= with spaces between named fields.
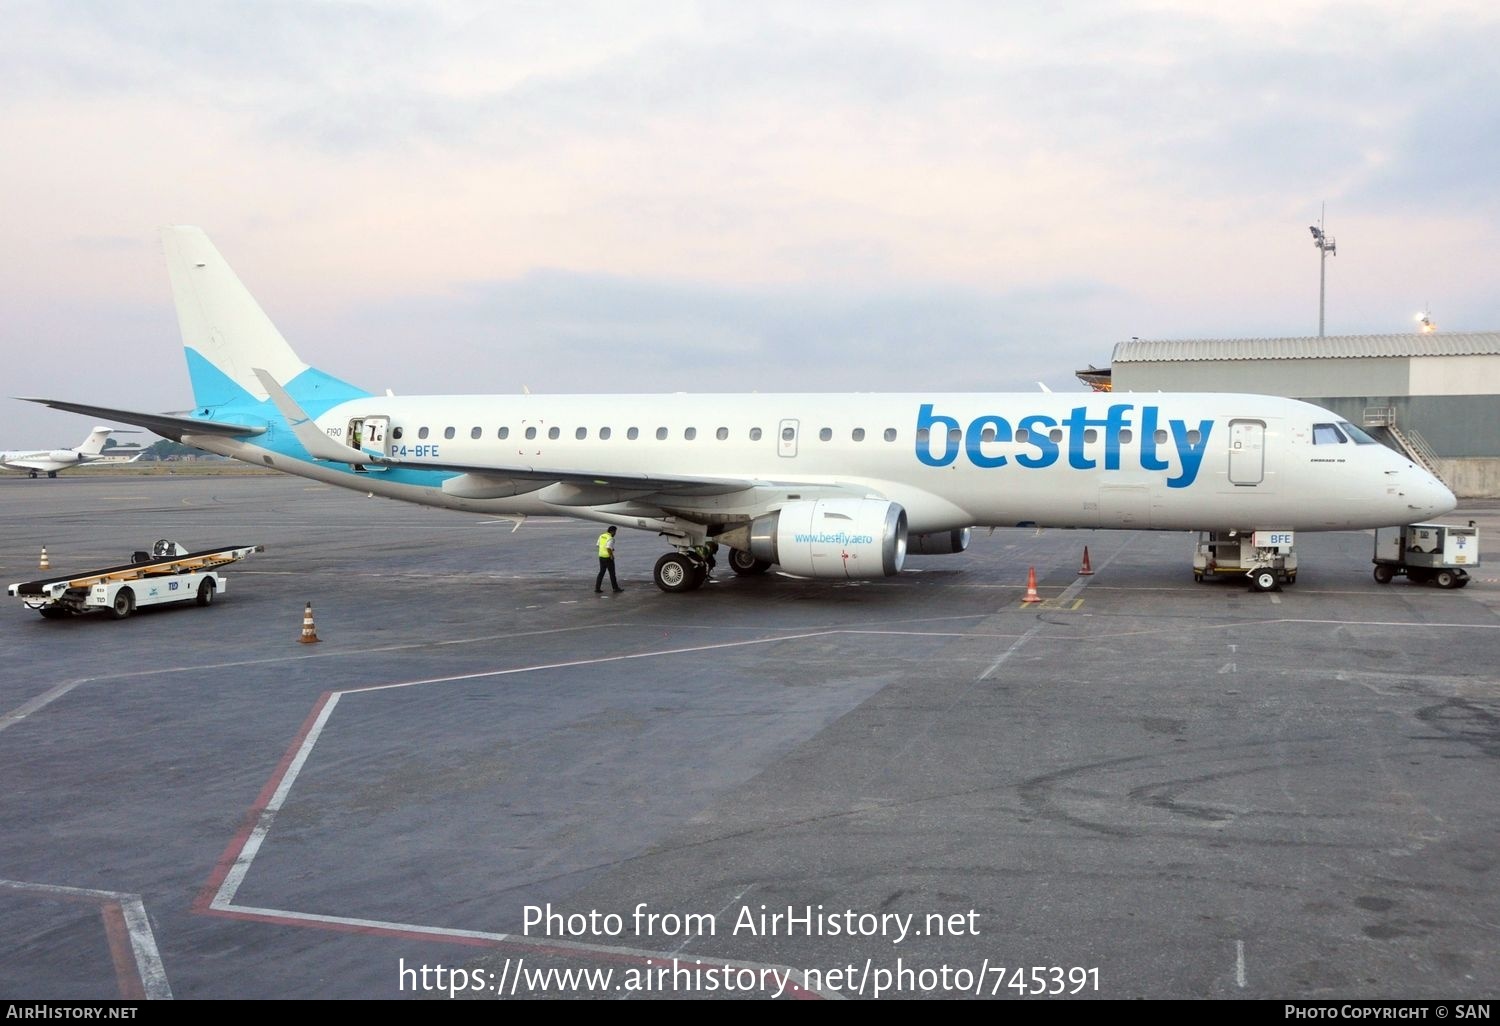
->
xmin=1308 ymin=204 xmax=1336 ymax=337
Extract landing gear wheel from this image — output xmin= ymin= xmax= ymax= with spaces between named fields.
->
xmin=1250 ymin=570 xmax=1278 ymax=592
xmin=654 ymin=553 xmax=703 ymax=593
xmin=728 ymin=549 xmax=772 ymax=576
xmin=1373 ymin=564 xmax=1394 ymax=584
xmin=1435 ymin=569 xmax=1456 ymax=589
xmin=197 ymin=578 xmax=216 ymax=606
xmin=111 ymin=588 xmax=135 ymax=619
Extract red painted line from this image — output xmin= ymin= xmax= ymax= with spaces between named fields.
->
xmin=192 ymin=691 xmax=336 ymax=914
xmin=100 ymin=900 xmax=146 ymax=1000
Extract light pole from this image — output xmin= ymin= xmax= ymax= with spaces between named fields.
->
xmin=1308 ymin=207 xmax=1336 ymax=337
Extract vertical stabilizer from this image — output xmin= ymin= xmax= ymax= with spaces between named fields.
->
xmin=162 ymin=226 xmax=309 ymax=409
xmin=76 ymin=427 xmax=113 ymax=456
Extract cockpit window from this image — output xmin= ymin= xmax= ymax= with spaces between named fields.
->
xmin=1312 ymin=423 xmax=1347 ymax=445
xmin=1337 ymin=421 xmax=1379 ymax=444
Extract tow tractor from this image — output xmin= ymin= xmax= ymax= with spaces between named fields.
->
xmin=1371 ymin=522 xmax=1479 ymax=589
xmin=1192 ymin=530 xmax=1298 ymax=591
xmin=9 ymin=540 xmax=263 ymax=619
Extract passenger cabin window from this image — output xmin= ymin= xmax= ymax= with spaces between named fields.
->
xmin=525 ymin=427 xmax=537 ymax=440
xmin=600 ymin=427 xmax=612 ymax=440
xmin=547 ymin=427 xmax=560 ymax=440
xmin=470 ymin=427 xmax=481 ymax=439
xmin=685 ymin=427 xmax=697 ymax=440
xmin=716 ymin=427 xmax=728 ymax=440
xmin=627 ymin=427 xmax=639 ymax=440
xmin=1014 ymin=428 xmax=1029 ymax=443
xmin=418 ymin=427 xmax=430 ymax=440
xmin=1313 ymin=423 xmax=1347 ymax=445
xmin=819 ymin=428 xmax=832 ymax=441
xmin=392 ymin=427 xmax=404 ymax=440
xmin=576 ymin=427 xmax=587 ymax=440
xmin=656 ymin=427 xmax=668 ymax=440
xmin=884 ymin=428 xmax=897 ymax=442
xmin=1083 ymin=428 xmax=1098 ymax=443
xmin=444 ymin=427 xmax=456 ymax=440
xmin=497 ymin=426 xmax=509 ymax=440
xmin=782 ymin=426 xmax=795 ymax=441
xmin=852 ymin=428 xmax=865 ymax=441
xmin=750 ymin=427 xmax=763 ymax=441
xmin=979 ymin=426 xmax=996 ymax=442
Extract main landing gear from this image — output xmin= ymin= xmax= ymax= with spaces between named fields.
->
xmin=652 ymin=547 xmax=773 ymax=592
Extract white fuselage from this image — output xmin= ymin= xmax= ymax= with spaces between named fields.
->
xmin=190 ymin=391 xmax=1454 ymax=534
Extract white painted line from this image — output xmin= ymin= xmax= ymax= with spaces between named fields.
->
xmin=0 ymin=879 xmax=172 ymax=1000
xmin=1235 ymin=939 xmax=1246 ymax=987
xmin=0 ymin=678 xmax=93 ymax=734
xmin=211 ymin=694 xmax=343 ymax=910
xmin=978 ymin=624 xmax=1045 ymax=682
xmin=214 ymin=901 xmax=839 ymax=999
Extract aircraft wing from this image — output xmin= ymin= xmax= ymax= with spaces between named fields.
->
xmin=372 ymin=453 xmax=768 ymax=497
xmin=16 ymin=398 xmax=267 ymax=440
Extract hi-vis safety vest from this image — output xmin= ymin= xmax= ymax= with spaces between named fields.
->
xmin=598 ymin=532 xmax=614 ymax=558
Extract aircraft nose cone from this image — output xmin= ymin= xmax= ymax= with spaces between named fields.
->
xmin=1412 ymin=473 xmax=1457 ymax=520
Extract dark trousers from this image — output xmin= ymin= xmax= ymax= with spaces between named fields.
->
xmin=595 ymin=557 xmax=619 ymax=591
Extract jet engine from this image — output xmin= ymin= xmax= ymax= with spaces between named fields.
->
xmin=906 ymin=528 xmax=971 ymax=555
xmin=745 ymin=498 xmax=907 ymax=579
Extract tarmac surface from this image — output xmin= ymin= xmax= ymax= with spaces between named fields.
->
xmin=1 ymin=473 xmax=1498 ymax=1001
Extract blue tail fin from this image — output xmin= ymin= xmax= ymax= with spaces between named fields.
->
xmin=162 ymin=226 xmax=371 ymax=418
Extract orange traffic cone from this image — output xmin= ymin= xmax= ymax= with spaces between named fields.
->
xmin=1078 ymin=546 xmax=1094 ymax=575
xmin=1022 ymin=566 xmax=1043 ymax=603
xmin=298 ymin=602 xmax=322 ymax=644
xmin=39 ymin=546 xmax=50 ymax=571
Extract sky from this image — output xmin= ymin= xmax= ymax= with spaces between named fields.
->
xmin=3 ymin=0 xmax=1498 ymax=446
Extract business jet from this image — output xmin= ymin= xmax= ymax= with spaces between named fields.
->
xmin=20 ymin=226 xmax=1455 ymax=593
xmin=1 ymin=426 xmax=117 ymax=478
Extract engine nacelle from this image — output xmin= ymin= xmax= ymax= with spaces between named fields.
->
xmin=47 ymin=450 xmax=77 ymax=464
xmin=907 ymin=528 xmax=971 ymax=555
xmin=747 ymin=498 xmax=907 ymax=579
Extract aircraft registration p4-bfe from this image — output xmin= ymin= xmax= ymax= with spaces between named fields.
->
xmin=23 ymin=226 xmax=1455 ymax=593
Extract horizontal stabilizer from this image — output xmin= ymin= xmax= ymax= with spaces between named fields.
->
xmin=17 ymin=398 xmax=266 ymax=440
xmin=251 ymin=369 xmax=370 ymax=464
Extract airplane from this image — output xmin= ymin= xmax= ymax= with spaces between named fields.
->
xmin=1 ymin=426 xmax=120 ymax=478
xmin=20 ymin=225 xmax=1456 ymax=593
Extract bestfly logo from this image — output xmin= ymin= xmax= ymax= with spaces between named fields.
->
xmin=915 ymin=403 xmax=1214 ymax=489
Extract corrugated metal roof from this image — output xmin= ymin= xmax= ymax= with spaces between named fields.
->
xmin=1111 ymin=331 xmax=1500 ymax=363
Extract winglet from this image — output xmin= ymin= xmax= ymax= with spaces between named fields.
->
xmin=252 ymin=368 xmax=372 ymax=465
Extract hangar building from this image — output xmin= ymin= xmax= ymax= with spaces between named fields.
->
xmin=1091 ymin=331 xmax=1500 ymax=499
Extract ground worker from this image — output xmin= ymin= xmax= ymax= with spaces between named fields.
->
xmin=595 ymin=526 xmax=623 ymax=593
